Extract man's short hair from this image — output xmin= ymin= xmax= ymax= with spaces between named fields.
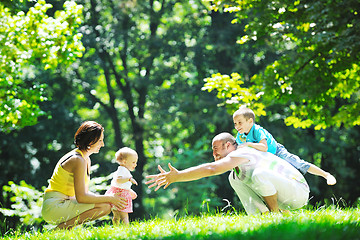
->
xmin=212 ymin=132 xmax=236 ymax=145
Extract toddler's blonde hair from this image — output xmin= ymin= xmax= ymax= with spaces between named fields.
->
xmin=115 ymin=147 xmax=137 ymax=163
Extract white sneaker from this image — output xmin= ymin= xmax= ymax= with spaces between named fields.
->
xmin=326 ymin=174 xmax=337 ymax=185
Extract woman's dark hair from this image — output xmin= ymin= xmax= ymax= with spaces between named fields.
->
xmin=74 ymin=121 xmax=104 ymax=150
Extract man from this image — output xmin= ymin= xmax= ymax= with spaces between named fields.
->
xmin=146 ymin=132 xmax=310 ymax=215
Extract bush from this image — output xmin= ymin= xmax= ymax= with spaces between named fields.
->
xmin=0 ymin=181 xmax=45 ymax=234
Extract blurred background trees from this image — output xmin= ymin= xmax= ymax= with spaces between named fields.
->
xmin=1 ymin=0 xmax=359 ymax=234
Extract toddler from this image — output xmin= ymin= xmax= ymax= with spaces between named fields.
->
xmin=232 ymin=107 xmax=336 ymax=185
xmin=105 ymin=147 xmax=138 ymax=225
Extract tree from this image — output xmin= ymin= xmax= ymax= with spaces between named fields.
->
xmin=0 ymin=0 xmax=84 ymax=132
xmin=1 ymin=0 xmax=251 ymax=227
xmin=68 ymin=0 xmax=248 ymax=218
xmin=204 ymin=0 xmax=360 ymax=130
xmin=202 ymin=0 xmax=360 ymax=206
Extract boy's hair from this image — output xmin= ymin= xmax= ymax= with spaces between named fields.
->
xmin=233 ymin=107 xmax=255 ymax=122
xmin=115 ymin=147 xmax=137 ymax=162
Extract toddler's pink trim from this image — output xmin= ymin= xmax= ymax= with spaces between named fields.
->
xmin=105 ymin=186 xmax=133 ymax=213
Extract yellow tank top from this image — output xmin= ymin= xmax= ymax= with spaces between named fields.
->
xmin=45 ymin=149 xmax=90 ymax=196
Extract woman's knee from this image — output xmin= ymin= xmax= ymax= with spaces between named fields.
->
xmin=95 ymin=203 xmax=111 ymax=215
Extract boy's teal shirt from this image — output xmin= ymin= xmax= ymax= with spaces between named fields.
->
xmin=235 ymin=124 xmax=278 ymax=154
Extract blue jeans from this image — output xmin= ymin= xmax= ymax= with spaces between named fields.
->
xmin=275 ymin=143 xmax=310 ymax=175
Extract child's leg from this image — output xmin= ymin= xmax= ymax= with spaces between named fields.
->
xmin=307 ymin=164 xmax=337 ymax=185
xmin=276 ymin=143 xmax=310 ymax=174
xmin=112 ymin=209 xmax=122 ymax=225
xmin=119 ymin=211 xmax=130 ymax=225
xmin=277 ymin=143 xmax=336 ymax=185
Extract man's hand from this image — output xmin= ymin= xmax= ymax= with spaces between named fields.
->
xmin=144 ymin=164 xmax=167 ymax=191
xmin=145 ymin=163 xmax=179 ymax=191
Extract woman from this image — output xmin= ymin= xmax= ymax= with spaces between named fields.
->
xmin=41 ymin=121 xmax=126 ymax=230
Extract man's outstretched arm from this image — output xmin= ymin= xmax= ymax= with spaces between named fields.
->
xmin=145 ymin=155 xmax=249 ymax=191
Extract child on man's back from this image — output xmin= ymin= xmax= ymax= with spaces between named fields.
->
xmin=233 ymin=107 xmax=336 ymax=185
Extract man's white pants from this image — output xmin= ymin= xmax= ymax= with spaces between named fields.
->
xmin=228 ymin=169 xmax=309 ymax=215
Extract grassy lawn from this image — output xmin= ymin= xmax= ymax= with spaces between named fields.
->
xmin=2 ymin=208 xmax=359 ymax=240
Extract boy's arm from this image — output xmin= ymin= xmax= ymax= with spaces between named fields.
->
xmin=238 ymin=139 xmax=268 ymax=152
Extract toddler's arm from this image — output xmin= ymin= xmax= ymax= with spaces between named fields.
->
xmin=129 ymin=177 xmax=138 ymax=185
xmin=116 ymin=175 xmax=138 ymax=185
xmin=116 ymin=175 xmax=134 ymax=184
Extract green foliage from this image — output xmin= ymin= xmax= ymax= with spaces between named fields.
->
xmin=144 ymin=139 xmax=223 ymax=217
xmin=0 ymin=0 xmax=84 ymax=132
xmin=205 ymin=0 xmax=360 ymax=129
xmin=201 ymin=0 xmax=360 ymax=217
xmin=88 ymin=164 xmax=113 ymax=194
xmin=0 ymin=174 xmax=112 ymax=234
xmin=2 ymin=208 xmax=359 ymax=239
xmin=0 ymin=181 xmax=45 ymax=231
xmin=202 ymin=72 xmax=266 ymax=119
xmin=68 ymin=0 xmax=241 ymax=218
xmin=1 ymin=0 xmax=358 ymax=233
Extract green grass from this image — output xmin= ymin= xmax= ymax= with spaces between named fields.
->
xmin=2 ymin=208 xmax=360 ymax=240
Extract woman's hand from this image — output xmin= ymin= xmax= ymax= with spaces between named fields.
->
xmin=145 ymin=163 xmax=179 ymax=191
xmin=111 ymin=195 xmax=127 ymax=210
